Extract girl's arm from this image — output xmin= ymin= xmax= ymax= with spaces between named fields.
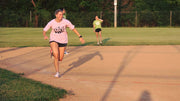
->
xmin=72 ymin=28 xmax=85 ymax=44
xmin=93 ymin=25 xmax=95 ymax=32
xmin=43 ymin=21 xmax=52 ymax=40
xmin=43 ymin=31 xmax=49 ymax=40
xmin=99 ymin=19 xmax=103 ymax=22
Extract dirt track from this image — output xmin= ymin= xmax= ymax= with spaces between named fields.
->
xmin=0 ymin=46 xmax=180 ymax=101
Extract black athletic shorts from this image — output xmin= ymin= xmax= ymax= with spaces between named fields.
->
xmin=49 ymin=41 xmax=67 ymax=47
xmin=95 ymin=28 xmax=102 ymax=32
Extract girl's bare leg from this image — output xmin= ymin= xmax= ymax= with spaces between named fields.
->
xmin=59 ymin=47 xmax=65 ymax=61
xmin=96 ymin=32 xmax=99 ymax=44
xmin=99 ymin=31 xmax=102 ymax=43
xmin=50 ymin=42 xmax=59 ymax=73
xmin=64 ymin=46 xmax=69 ymax=54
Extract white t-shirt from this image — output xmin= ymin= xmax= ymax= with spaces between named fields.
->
xmin=43 ymin=18 xmax=75 ymax=44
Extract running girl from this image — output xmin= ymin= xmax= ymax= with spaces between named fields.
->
xmin=43 ymin=9 xmax=85 ymax=77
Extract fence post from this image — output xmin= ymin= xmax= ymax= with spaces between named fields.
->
xmin=170 ymin=11 xmax=172 ymax=27
xmin=135 ymin=11 xmax=138 ymax=27
xmin=100 ymin=11 xmax=103 ymax=19
xmin=30 ymin=11 xmax=32 ymax=22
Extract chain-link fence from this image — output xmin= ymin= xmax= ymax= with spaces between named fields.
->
xmin=118 ymin=11 xmax=180 ymax=27
xmin=0 ymin=11 xmax=180 ymax=27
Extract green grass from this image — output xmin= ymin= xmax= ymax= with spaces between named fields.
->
xmin=0 ymin=68 xmax=67 ymax=101
xmin=0 ymin=27 xmax=180 ymax=47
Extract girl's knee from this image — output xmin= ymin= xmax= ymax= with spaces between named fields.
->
xmin=60 ymin=57 xmax=64 ymax=61
xmin=59 ymin=56 xmax=64 ymax=61
xmin=59 ymin=58 xmax=63 ymax=61
xmin=53 ymin=54 xmax=59 ymax=59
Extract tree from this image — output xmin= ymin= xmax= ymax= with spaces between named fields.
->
xmin=31 ymin=0 xmax=39 ymax=27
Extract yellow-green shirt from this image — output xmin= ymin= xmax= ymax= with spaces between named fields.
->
xmin=93 ymin=20 xmax=102 ymax=29
xmin=63 ymin=14 xmax=66 ymax=19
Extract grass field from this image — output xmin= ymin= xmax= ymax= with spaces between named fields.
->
xmin=0 ymin=68 xmax=67 ymax=101
xmin=0 ymin=27 xmax=180 ymax=47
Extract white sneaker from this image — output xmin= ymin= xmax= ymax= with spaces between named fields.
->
xmin=100 ymin=41 xmax=102 ymax=44
xmin=54 ymin=72 xmax=60 ymax=78
xmin=97 ymin=42 xmax=100 ymax=45
xmin=64 ymin=51 xmax=69 ymax=55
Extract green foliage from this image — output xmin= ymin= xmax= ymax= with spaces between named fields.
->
xmin=134 ymin=0 xmax=180 ymax=11
xmin=173 ymin=11 xmax=180 ymax=26
xmin=38 ymin=9 xmax=51 ymax=27
xmin=0 ymin=0 xmax=180 ymax=27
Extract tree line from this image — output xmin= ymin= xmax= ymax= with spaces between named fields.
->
xmin=0 ymin=0 xmax=180 ymax=27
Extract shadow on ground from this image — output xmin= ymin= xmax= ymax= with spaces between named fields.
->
xmin=61 ymin=51 xmax=103 ymax=76
xmin=138 ymin=90 xmax=152 ymax=101
xmin=101 ymin=46 xmax=143 ymax=101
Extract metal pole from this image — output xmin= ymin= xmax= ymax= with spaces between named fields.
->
xmin=114 ymin=0 xmax=117 ymax=28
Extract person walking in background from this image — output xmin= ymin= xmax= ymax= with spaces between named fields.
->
xmin=43 ymin=9 xmax=85 ymax=78
xmin=93 ymin=16 xmax=103 ymax=45
xmin=62 ymin=8 xmax=66 ymax=19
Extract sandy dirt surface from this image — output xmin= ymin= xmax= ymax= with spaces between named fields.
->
xmin=0 ymin=46 xmax=180 ymax=101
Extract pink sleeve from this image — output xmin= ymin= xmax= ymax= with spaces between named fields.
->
xmin=43 ymin=20 xmax=52 ymax=32
xmin=66 ymin=20 xmax=75 ymax=30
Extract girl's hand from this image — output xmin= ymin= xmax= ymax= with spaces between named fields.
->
xmin=80 ymin=38 xmax=85 ymax=44
xmin=44 ymin=36 xmax=49 ymax=40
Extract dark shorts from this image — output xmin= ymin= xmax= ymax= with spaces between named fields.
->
xmin=95 ymin=28 xmax=102 ymax=32
xmin=49 ymin=41 xmax=67 ymax=47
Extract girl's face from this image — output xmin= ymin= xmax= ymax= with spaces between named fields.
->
xmin=63 ymin=9 xmax=66 ymax=14
xmin=95 ymin=16 xmax=98 ymax=20
xmin=56 ymin=11 xmax=63 ymax=20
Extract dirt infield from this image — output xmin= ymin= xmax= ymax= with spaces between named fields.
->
xmin=0 ymin=46 xmax=180 ymax=101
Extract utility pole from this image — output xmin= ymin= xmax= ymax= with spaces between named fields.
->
xmin=114 ymin=0 xmax=117 ymax=28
